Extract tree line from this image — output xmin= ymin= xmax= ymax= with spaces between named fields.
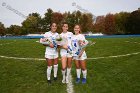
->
xmin=0 ymin=8 xmax=140 ymax=36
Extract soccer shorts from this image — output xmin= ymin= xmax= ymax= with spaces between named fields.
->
xmin=45 ymin=54 xmax=58 ymax=59
xmin=73 ymin=52 xmax=87 ymax=60
xmin=60 ymin=49 xmax=72 ymax=58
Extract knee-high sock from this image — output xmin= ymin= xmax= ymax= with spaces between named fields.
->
xmin=62 ymin=69 xmax=66 ymax=79
xmin=82 ymin=70 xmax=87 ymax=79
xmin=76 ymin=69 xmax=81 ymax=78
xmin=53 ymin=64 xmax=58 ymax=78
xmin=47 ymin=66 xmax=52 ymax=80
xmin=66 ymin=68 xmax=71 ymax=77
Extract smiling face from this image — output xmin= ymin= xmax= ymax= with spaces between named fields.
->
xmin=62 ymin=23 xmax=68 ymax=33
xmin=51 ymin=23 xmax=57 ymax=33
xmin=74 ymin=25 xmax=81 ymax=35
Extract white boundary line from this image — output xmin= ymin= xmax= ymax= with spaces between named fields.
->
xmin=0 ymin=52 xmax=140 ymax=61
xmin=0 ymin=41 xmax=16 ymax=46
xmin=0 ymin=55 xmax=45 ymax=60
xmin=125 ymin=41 xmax=140 ymax=44
xmin=67 ymin=73 xmax=74 ymax=93
xmin=87 ymin=52 xmax=140 ymax=60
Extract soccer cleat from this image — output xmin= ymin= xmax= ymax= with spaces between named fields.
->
xmin=62 ymin=76 xmax=66 ymax=83
xmin=62 ymin=79 xmax=66 ymax=83
xmin=54 ymin=77 xmax=57 ymax=81
xmin=82 ymin=78 xmax=86 ymax=84
xmin=47 ymin=80 xmax=51 ymax=84
xmin=76 ymin=78 xmax=80 ymax=83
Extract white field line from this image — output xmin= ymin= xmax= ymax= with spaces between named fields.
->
xmin=0 ymin=41 xmax=16 ymax=46
xmin=67 ymin=73 xmax=74 ymax=93
xmin=36 ymin=41 xmax=39 ymax=42
xmin=87 ymin=52 xmax=140 ymax=60
xmin=125 ymin=41 xmax=140 ymax=44
xmin=0 ymin=55 xmax=45 ymax=60
xmin=0 ymin=52 xmax=140 ymax=61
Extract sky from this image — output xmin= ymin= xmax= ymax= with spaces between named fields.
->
xmin=0 ymin=0 xmax=140 ymax=27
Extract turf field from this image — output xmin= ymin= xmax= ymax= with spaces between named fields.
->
xmin=0 ymin=37 xmax=140 ymax=93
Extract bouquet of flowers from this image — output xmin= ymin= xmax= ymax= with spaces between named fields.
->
xmin=39 ymin=37 xmax=51 ymax=45
xmin=40 ymin=37 xmax=58 ymax=50
xmin=39 ymin=35 xmax=64 ymax=49
xmin=79 ymin=40 xmax=96 ymax=48
xmin=56 ymin=36 xmax=73 ymax=54
xmin=79 ymin=40 xmax=89 ymax=48
xmin=75 ymin=40 xmax=96 ymax=57
xmin=55 ymin=35 xmax=63 ymax=45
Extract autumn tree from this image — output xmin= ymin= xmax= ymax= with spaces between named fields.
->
xmin=22 ymin=13 xmax=41 ymax=34
xmin=115 ymin=12 xmax=130 ymax=34
xmin=80 ymin=13 xmax=93 ymax=33
xmin=7 ymin=25 xmax=22 ymax=35
xmin=93 ymin=15 xmax=105 ymax=33
xmin=0 ymin=22 xmax=6 ymax=36
xmin=51 ymin=12 xmax=63 ymax=33
xmin=104 ymin=13 xmax=116 ymax=34
xmin=125 ymin=9 xmax=140 ymax=34
xmin=42 ymin=8 xmax=53 ymax=32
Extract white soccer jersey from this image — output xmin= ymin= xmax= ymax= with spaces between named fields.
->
xmin=60 ymin=31 xmax=73 ymax=56
xmin=44 ymin=31 xmax=59 ymax=56
xmin=71 ymin=34 xmax=87 ymax=57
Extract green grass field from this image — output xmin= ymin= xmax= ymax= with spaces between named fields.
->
xmin=0 ymin=37 xmax=140 ymax=93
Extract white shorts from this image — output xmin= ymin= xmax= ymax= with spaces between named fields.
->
xmin=45 ymin=54 xmax=58 ymax=59
xmin=60 ymin=49 xmax=72 ymax=58
xmin=73 ymin=52 xmax=87 ymax=60
xmin=61 ymin=53 xmax=72 ymax=58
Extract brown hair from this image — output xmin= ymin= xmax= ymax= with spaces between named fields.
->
xmin=50 ymin=22 xmax=57 ymax=27
xmin=74 ymin=24 xmax=82 ymax=33
xmin=61 ymin=22 xmax=68 ymax=27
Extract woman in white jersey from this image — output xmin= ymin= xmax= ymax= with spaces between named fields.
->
xmin=60 ymin=22 xmax=73 ymax=83
xmin=43 ymin=22 xmax=59 ymax=83
xmin=71 ymin=24 xmax=87 ymax=84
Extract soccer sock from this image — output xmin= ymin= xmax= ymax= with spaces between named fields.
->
xmin=53 ymin=64 xmax=58 ymax=78
xmin=47 ymin=66 xmax=52 ymax=80
xmin=76 ymin=69 xmax=81 ymax=78
xmin=62 ymin=69 xmax=66 ymax=79
xmin=82 ymin=70 xmax=87 ymax=79
xmin=66 ymin=68 xmax=71 ymax=77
